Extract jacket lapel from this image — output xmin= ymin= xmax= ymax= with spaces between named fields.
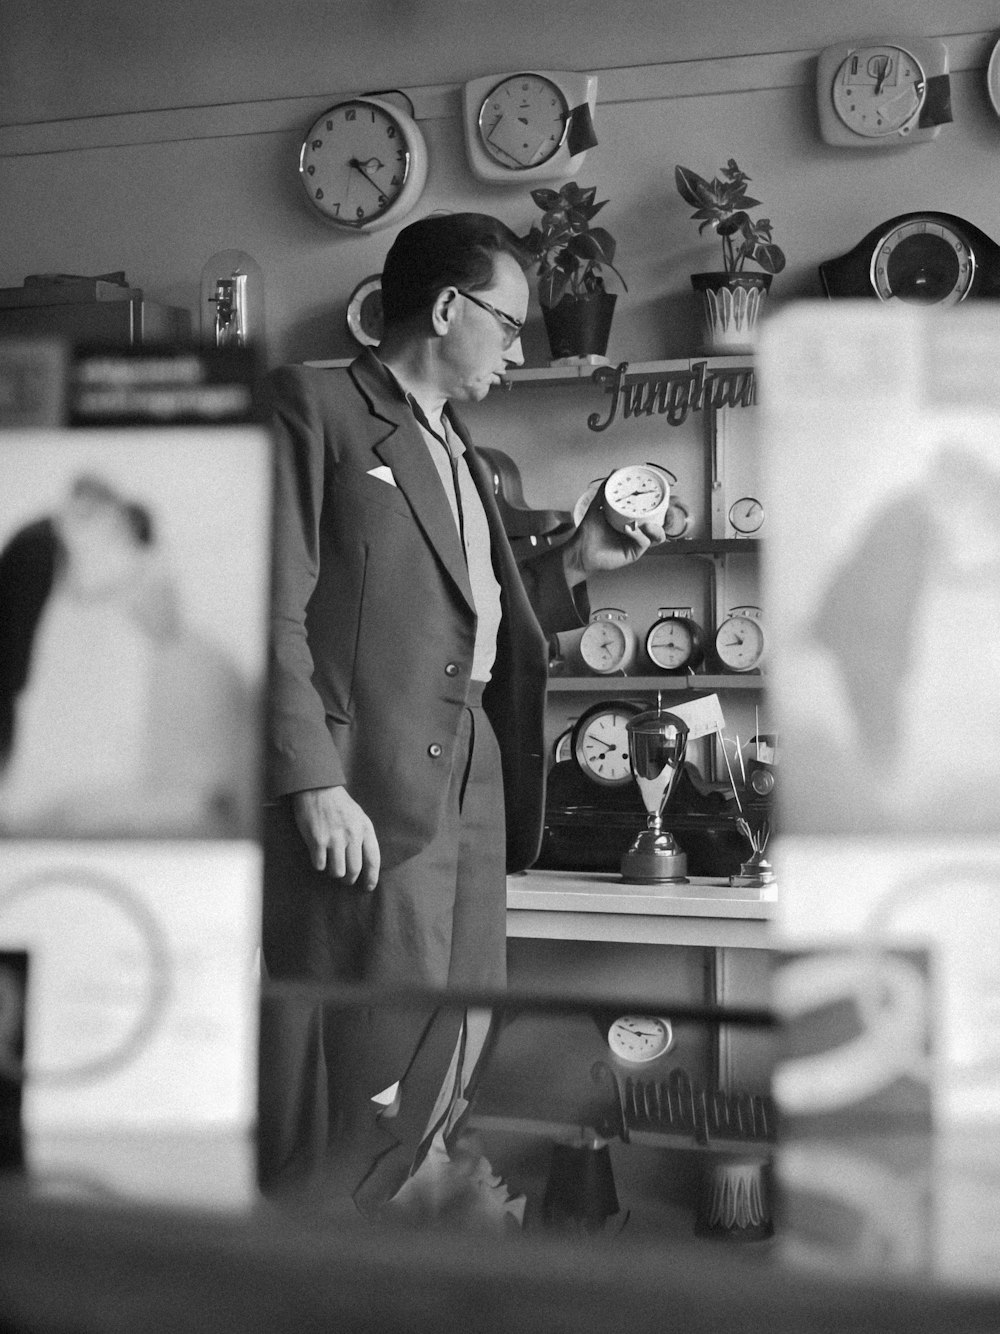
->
xmin=350 ymin=354 xmax=475 ymax=614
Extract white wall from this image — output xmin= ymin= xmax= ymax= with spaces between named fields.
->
xmin=2 ymin=4 xmax=999 ymax=366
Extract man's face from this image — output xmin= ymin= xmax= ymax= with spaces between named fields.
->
xmin=439 ymin=251 xmax=528 ymax=402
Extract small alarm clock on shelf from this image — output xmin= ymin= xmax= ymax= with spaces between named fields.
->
xmin=644 ymin=607 xmax=705 ymax=674
xmin=728 ymin=496 xmax=765 ymax=537
xmin=714 ymin=605 xmax=766 ymax=674
xmin=567 ymin=607 xmax=638 ymax=676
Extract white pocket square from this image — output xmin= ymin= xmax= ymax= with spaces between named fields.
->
xmin=367 ymin=464 xmax=398 ymax=487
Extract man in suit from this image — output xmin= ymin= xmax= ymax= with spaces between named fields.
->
xmin=260 ymin=213 xmax=663 ymax=1218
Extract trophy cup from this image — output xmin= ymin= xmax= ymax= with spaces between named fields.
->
xmin=620 ymin=708 xmax=690 ymax=884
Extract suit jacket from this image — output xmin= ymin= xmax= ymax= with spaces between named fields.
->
xmin=267 ymin=351 xmax=585 ymax=874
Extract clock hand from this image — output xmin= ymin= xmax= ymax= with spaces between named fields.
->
xmin=349 ymin=157 xmax=385 ymax=191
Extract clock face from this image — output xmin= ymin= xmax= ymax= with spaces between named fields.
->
xmin=832 ymin=45 xmax=926 ymax=138
xmin=729 ymin=496 xmax=765 ymax=535
xmin=715 ymin=610 xmax=766 ymax=673
xmin=477 ymin=73 xmax=569 ymax=171
xmin=299 ymin=98 xmax=426 ymax=230
xmin=869 ymin=218 xmax=976 ymax=305
xmin=579 ymin=617 xmax=632 ymax=675
xmin=602 ymin=465 xmax=670 ymax=533
xmin=646 ymin=615 xmax=702 ymax=673
xmin=571 ymin=702 xmax=642 ymax=787
xmin=664 ymin=497 xmax=690 ymax=538
xmin=607 ymin=1015 xmax=674 ymax=1063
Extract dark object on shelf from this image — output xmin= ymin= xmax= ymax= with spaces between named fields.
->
xmin=0 ymin=297 xmax=190 ymax=347
xmin=536 ymin=760 xmax=746 ymax=876
xmin=542 ymin=1140 xmax=620 ymax=1232
xmin=541 ymin=291 xmax=618 ymax=361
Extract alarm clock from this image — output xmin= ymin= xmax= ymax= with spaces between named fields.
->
xmin=569 ymin=698 xmax=646 ymax=788
xmin=714 ymin=605 xmax=766 ymax=674
xmin=578 ymin=608 xmax=638 ymax=676
xmin=816 ymin=38 xmax=951 ymax=147
xmin=820 ymin=213 xmax=1000 ymax=304
xmin=606 ymin=1015 xmax=674 ymax=1063
xmin=664 ymin=495 xmax=691 ymax=539
xmin=298 ymin=94 xmax=429 ymax=231
xmin=644 ymin=607 xmax=705 ymax=674
xmin=728 ymin=496 xmax=765 ymax=536
xmin=601 ymin=464 xmax=672 ymax=534
xmin=462 ymin=70 xmax=598 ymax=182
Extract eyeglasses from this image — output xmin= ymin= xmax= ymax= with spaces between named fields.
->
xmin=457 ymin=289 xmax=524 ymax=349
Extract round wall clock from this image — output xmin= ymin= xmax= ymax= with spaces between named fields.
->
xmin=462 ymin=69 xmax=598 ymax=182
xmin=816 ymin=38 xmax=950 ymax=148
xmin=298 ymin=95 xmax=429 ymax=231
xmin=819 ymin=213 xmax=1000 ymax=303
xmin=346 ymin=274 xmax=384 ymax=346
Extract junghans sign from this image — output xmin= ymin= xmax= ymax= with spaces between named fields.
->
xmin=587 ymin=360 xmax=756 ymax=433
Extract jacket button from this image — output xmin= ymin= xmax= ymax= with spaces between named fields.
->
xmin=444 ymin=662 xmax=459 ymax=676
xmin=428 ymin=743 xmax=443 ymax=758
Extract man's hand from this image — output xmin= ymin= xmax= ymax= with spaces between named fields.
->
xmin=561 ymin=488 xmax=666 ymax=587
xmin=291 ymin=785 xmax=380 ymax=892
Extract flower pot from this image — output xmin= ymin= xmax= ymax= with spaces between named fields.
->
xmin=541 ymin=291 xmax=617 ymax=364
xmin=691 ymin=272 xmax=772 ymax=355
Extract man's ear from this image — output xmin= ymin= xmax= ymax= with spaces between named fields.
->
xmin=431 ymin=286 xmax=459 ymax=338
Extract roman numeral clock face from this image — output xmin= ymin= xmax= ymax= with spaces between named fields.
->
xmin=298 ymin=96 xmax=428 ymax=231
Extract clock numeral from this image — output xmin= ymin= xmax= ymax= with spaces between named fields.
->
xmin=386 ymin=124 xmax=396 ymax=138
xmin=345 ymin=108 xmax=357 ymax=121
xmin=395 ymin=149 xmax=405 ymax=161
xmin=378 ymin=195 xmax=388 ymax=208
xmin=390 ymin=175 xmax=401 ymax=189
xmin=312 ymin=139 xmax=323 ymax=149
xmin=315 ymin=188 xmax=324 ymax=200
xmin=306 ymin=165 xmax=315 ymax=176
xmin=356 ymin=206 xmax=366 ymax=219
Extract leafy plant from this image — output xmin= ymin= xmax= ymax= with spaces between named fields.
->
xmin=520 ymin=182 xmax=627 ymax=308
xmin=674 ymin=159 xmax=785 ymax=276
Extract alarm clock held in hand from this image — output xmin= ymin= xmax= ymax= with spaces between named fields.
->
xmin=601 ymin=464 xmax=672 ymax=534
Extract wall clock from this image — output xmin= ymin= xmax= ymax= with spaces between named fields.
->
xmin=298 ymin=95 xmax=429 ymax=231
xmin=816 ymin=38 xmax=951 ymax=147
xmin=462 ymin=70 xmax=598 ymax=182
xmin=820 ymin=213 xmax=1000 ymax=304
xmin=346 ymin=274 xmax=383 ymax=346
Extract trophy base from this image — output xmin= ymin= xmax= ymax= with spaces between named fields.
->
xmin=620 ymin=829 xmax=688 ymax=885
xmin=730 ymin=856 xmax=775 ymax=888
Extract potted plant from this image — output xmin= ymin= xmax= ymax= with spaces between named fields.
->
xmin=520 ymin=182 xmax=626 ymax=364
xmin=674 ymin=158 xmax=785 ymax=352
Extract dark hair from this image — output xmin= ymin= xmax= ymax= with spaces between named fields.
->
xmin=380 ymin=212 xmax=529 ymax=327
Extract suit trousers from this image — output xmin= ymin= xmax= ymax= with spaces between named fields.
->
xmin=259 ymin=689 xmax=508 ymax=1213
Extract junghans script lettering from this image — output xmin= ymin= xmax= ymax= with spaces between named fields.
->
xmin=587 ymin=361 xmax=756 ymax=432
